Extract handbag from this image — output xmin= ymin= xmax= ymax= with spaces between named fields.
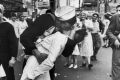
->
xmin=0 ymin=64 xmax=6 ymax=78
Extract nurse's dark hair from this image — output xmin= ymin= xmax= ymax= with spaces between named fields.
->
xmin=46 ymin=9 xmax=52 ymax=14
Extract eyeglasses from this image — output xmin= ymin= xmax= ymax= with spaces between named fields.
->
xmin=117 ymin=10 xmax=120 ymax=12
xmin=93 ymin=15 xmax=98 ymax=17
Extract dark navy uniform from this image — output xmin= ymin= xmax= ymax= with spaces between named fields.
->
xmin=0 ymin=22 xmax=18 ymax=80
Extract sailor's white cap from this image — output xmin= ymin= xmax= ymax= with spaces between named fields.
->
xmin=55 ymin=6 xmax=75 ymax=21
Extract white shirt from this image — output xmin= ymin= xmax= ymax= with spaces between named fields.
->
xmin=84 ymin=19 xmax=94 ymax=29
xmin=18 ymin=20 xmax=28 ymax=35
xmin=0 ymin=64 xmax=6 ymax=77
xmin=92 ymin=21 xmax=100 ymax=33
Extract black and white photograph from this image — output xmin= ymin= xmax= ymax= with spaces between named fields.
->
xmin=0 ymin=0 xmax=120 ymax=80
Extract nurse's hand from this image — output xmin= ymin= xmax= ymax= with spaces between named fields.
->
xmin=114 ymin=39 xmax=120 ymax=48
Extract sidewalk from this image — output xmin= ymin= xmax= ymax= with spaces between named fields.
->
xmin=55 ymin=47 xmax=112 ymax=80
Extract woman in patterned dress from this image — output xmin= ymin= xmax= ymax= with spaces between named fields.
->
xmin=79 ymin=19 xmax=94 ymax=70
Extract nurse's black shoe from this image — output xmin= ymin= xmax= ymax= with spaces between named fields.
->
xmin=64 ymin=63 xmax=70 ymax=67
xmin=0 ymin=77 xmax=7 ymax=80
xmin=80 ymin=63 xmax=86 ymax=67
xmin=88 ymin=64 xmax=93 ymax=70
xmin=91 ymin=56 xmax=97 ymax=61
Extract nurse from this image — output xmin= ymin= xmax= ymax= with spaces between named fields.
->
xmin=20 ymin=6 xmax=86 ymax=80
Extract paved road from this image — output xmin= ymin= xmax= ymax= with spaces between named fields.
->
xmin=55 ymin=47 xmax=112 ymax=80
xmin=14 ymin=47 xmax=113 ymax=80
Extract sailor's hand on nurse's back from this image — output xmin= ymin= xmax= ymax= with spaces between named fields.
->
xmin=32 ymin=49 xmax=48 ymax=64
xmin=74 ymin=29 xmax=87 ymax=43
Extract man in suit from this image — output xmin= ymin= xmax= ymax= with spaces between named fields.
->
xmin=0 ymin=4 xmax=18 ymax=80
xmin=106 ymin=4 xmax=120 ymax=80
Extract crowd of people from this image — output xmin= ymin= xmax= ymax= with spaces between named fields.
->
xmin=0 ymin=3 xmax=120 ymax=80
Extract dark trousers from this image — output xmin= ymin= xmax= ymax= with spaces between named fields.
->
xmin=0 ymin=77 xmax=7 ymax=80
xmin=93 ymin=47 xmax=100 ymax=58
xmin=92 ymin=33 xmax=101 ymax=59
xmin=2 ymin=61 xmax=15 ymax=80
xmin=50 ymin=65 xmax=55 ymax=80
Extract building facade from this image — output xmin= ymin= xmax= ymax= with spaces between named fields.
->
xmin=109 ymin=0 xmax=120 ymax=13
xmin=0 ymin=0 xmax=23 ymax=17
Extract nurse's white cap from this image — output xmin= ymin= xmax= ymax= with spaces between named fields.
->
xmin=55 ymin=6 xmax=75 ymax=21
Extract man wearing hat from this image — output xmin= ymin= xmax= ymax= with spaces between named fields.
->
xmin=20 ymin=6 xmax=87 ymax=80
xmin=0 ymin=4 xmax=18 ymax=80
xmin=91 ymin=13 xmax=102 ymax=61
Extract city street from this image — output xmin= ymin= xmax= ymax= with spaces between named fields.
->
xmin=14 ymin=47 xmax=113 ymax=80
xmin=1 ymin=0 xmax=120 ymax=80
xmin=55 ymin=47 xmax=112 ymax=80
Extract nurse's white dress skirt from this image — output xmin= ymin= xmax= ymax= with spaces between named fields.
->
xmin=20 ymin=56 xmax=50 ymax=80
